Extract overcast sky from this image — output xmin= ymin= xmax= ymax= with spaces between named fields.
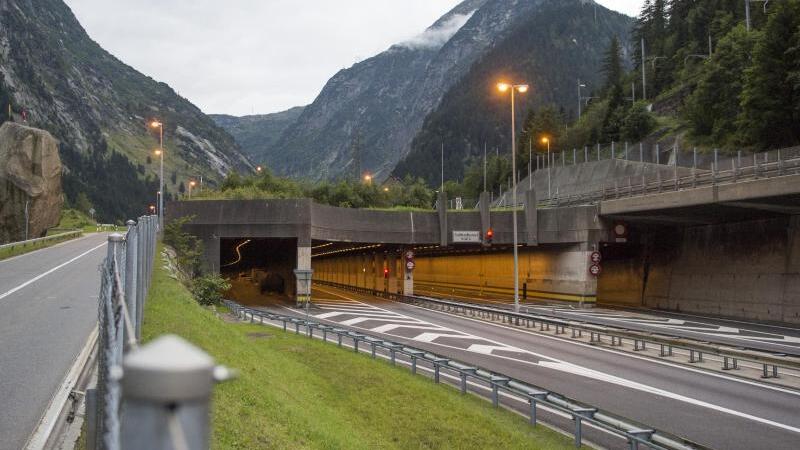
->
xmin=64 ymin=1 xmax=644 ymax=116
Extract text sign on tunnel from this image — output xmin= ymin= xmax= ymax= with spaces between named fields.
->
xmin=452 ymin=231 xmax=481 ymax=243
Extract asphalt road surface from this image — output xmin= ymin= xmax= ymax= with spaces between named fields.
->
xmin=413 ymin=282 xmax=800 ymax=356
xmin=257 ymin=285 xmax=800 ymax=450
xmin=0 ymin=234 xmax=108 ymax=450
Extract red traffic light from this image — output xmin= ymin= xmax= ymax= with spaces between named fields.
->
xmin=485 ymin=227 xmax=494 ymax=243
xmin=383 ymin=267 xmax=390 ymax=278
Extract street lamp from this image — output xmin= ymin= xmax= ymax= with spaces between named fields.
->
xmin=363 ymin=174 xmax=372 ymax=185
xmin=151 ymin=120 xmax=164 ymax=230
xmin=541 ymin=136 xmax=551 ymax=199
xmin=578 ymin=80 xmax=587 ymax=118
xmin=498 ymin=81 xmax=528 ymax=313
xmin=188 ymin=180 xmax=197 ymax=199
xmin=256 ymin=166 xmax=263 ymax=174
xmin=149 ymin=205 xmax=156 ymax=214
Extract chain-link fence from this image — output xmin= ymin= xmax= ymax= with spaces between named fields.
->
xmin=90 ymin=215 xmax=158 ymax=450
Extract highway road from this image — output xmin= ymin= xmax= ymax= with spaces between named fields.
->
xmin=256 ymin=284 xmax=800 ymax=450
xmin=0 ymin=234 xmax=108 ymax=450
xmin=413 ymin=282 xmax=800 ymax=356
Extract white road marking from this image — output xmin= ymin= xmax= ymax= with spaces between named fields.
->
xmin=0 ymin=242 xmax=106 ymax=302
xmin=312 ymin=286 xmax=800 ymax=432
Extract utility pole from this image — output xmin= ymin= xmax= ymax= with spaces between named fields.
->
xmin=24 ymin=200 xmax=29 ymax=241
xmin=483 ymin=142 xmax=487 ymax=192
xmin=641 ymin=38 xmax=647 ymax=101
xmin=440 ymin=142 xmax=444 ymax=192
xmin=578 ymin=79 xmax=586 ymax=118
xmin=745 ymin=0 xmax=751 ymax=31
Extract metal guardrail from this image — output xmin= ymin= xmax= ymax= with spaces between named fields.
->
xmin=87 ymin=216 xmax=231 ymax=450
xmin=91 ymin=216 xmax=157 ymax=450
xmin=225 ymin=299 xmax=709 ymax=450
xmin=495 ymin=146 xmax=800 ymax=209
xmin=318 ymin=281 xmax=800 ymax=381
xmin=0 ymin=230 xmax=82 ymax=251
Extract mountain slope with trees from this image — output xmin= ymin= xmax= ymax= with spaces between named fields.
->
xmin=211 ymin=106 xmax=305 ymax=165
xmin=393 ymin=0 xmax=633 ymax=185
xmin=0 ymin=0 xmax=252 ymax=222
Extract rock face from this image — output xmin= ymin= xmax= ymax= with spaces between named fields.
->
xmin=0 ymin=122 xmax=63 ymax=243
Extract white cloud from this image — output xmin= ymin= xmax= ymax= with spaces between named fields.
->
xmin=400 ymin=11 xmax=475 ymax=49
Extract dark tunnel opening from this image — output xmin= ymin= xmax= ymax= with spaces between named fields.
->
xmin=219 ymin=238 xmax=297 ymax=304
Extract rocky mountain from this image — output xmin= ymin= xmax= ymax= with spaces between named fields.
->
xmin=250 ymin=0 xmax=631 ymax=183
xmin=394 ymin=0 xmax=633 ymax=183
xmin=0 ymin=0 xmax=252 ymax=221
xmin=211 ymin=106 xmax=305 ymax=164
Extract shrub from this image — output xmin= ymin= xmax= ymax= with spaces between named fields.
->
xmin=191 ymin=275 xmax=231 ymax=306
xmin=164 ymin=216 xmax=204 ymax=277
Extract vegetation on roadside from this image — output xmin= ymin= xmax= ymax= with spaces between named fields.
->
xmin=189 ymin=167 xmax=436 ymax=209
xmin=0 ymin=231 xmax=81 ymax=261
xmin=163 ymin=216 xmax=204 ymax=278
xmin=144 ymin=244 xmax=578 ymax=449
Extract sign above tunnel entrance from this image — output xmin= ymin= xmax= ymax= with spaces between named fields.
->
xmin=452 ymin=231 xmax=481 ymax=243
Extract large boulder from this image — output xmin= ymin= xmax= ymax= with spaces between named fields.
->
xmin=0 ymin=122 xmax=63 ymax=243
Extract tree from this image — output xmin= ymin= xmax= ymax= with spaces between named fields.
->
xmin=737 ymin=2 xmax=800 ymax=148
xmin=601 ymin=37 xmax=625 ymax=142
xmin=620 ymin=102 xmax=656 ymax=142
xmin=74 ymin=192 xmax=93 ymax=215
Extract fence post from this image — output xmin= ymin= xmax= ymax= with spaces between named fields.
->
xmin=639 ymin=143 xmax=643 ymax=162
xmin=596 ymin=143 xmax=600 ymax=161
xmin=584 ymin=146 xmax=588 ymax=163
xmin=120 ymin=335 xmax=216 ymax=450
xmin=124 ymin=220 xmax=138 ymax=340
xmin=86 ymin=388 xmax=98 ymax=450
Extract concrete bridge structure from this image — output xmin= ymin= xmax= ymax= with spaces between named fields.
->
xmin=168 ymin=155 xmax=800 ymax=324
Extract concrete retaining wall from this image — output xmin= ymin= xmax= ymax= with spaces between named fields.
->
xmin=598 ymin=217 xmax=800 ymax=324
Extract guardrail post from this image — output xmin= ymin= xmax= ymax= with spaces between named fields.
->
xmin=527 ymin=391 xmax=548 ymax=426
xmin=573 ymin=408 xmax=597 ymax=448
xmin=86 ymin=388 xmax=98 ymax=450
xmin=120 ymin=335 xmax=218 ymax=450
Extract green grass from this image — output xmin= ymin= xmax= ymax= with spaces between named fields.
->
xmin=144 ymin=245 xmax=577 ymax=449
xmin=0 ymin=231 xmax=82 ymax=261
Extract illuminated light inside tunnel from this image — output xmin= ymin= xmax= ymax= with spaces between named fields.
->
xmin=221 ymin=239 xmax=252 ymax=268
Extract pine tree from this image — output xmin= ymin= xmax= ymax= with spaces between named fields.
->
xmin=601 ymin=37 xmax=625 ymax=142
xmin=685 ymin=25 xmax=754 ymax=144
xmin=738 ymin=2 xmax=800 ymax=148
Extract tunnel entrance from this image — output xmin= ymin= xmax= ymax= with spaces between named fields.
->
xmin=220 ymin=238 xmax=297 ymax=305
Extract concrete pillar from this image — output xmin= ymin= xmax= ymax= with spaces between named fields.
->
xmin=403 ymin=248 xmax=414 ymax=296
xmin=373 ymin=253 xmax=382 ymax=291
xmin=437 ymin=191 xmax=448 ymax=247
xmin=479 ymin=191 xmax=491 ymax=242
xmin=387 ymin=252 xmax=398 ymax=294
xmin=525 ymin=189 xmax=538 ymax=246
xmin=296 ymin=246 xmax=311 ymax=302
xmin=357 ymin=254 xmax=366 ymax=288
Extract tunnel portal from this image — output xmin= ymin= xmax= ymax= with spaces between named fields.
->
xmin=220 ymin=238 xmax=298 ymax=302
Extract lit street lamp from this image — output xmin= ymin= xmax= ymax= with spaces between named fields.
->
xmin=188 ymin=180 xmax=197 ymax=199
xmin=498 ymin=81 xmax=528 ymax=313
xmin=256 ymin=166 xmax=263 ymax=174
xmin=363 ymin=174 xmax=372 ymax=185
xmin=151 ymin=120 xmax=164 ymax=230
xmin=541 ymin=136 xmax=551 ymax=199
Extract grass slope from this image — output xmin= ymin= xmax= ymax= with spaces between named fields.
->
xmin=143 ymin=246 xmax=576 ymax=449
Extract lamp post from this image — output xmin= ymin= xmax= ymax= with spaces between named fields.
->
xmin=363 ymin=174 xmax=372 ymax=185
xmin=578 ymin=80 xmax=587 ymax=118
xmin=151 ymin=120 xmax=164 ymax=230
xmin=542 ymin=137 xmax=551 ymax=199
xmin=188 ymin=180 xmax=197 ymax=199
xmin=498 ymin=81 xmax=528 ymax=313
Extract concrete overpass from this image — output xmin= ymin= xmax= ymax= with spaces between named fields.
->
xmin=168 ymin=153 xmax=800 ymax=323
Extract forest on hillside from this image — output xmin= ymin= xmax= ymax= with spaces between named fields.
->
xmin=425 ymin=0 xmax=800 ymax=201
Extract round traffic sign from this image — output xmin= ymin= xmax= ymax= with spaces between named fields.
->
xmin=589 ymin=264 xmax=602 ymax=276
xmin=613 ymin=222 xmax=628 ymax=238
xmin=590 ymin=251 xmax=602 ymax=264
xmin=406 ymin=261 xmax=416 ymax=271
xmin=405 ymin=250 xmax=415 ymax=261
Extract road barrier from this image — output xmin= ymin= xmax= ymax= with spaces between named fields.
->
xmin=494 ymin=145 xmax=800 ymax=208
xmin=0 ymin=230 xmax=82 ymax=254
xmin=318 ymin=281 xmax=800 ymax=384
xmin=225 ymin=300 xmax=710 ymax=450
xmin=86 ymin=216 xmax=230 ymax=450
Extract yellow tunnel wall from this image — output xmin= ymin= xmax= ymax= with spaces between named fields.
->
xmin=312 ymin=245 xmax=597 ymax=304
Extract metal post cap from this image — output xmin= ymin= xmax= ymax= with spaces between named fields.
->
xmin=122 ymin=335 xmax=215 ymax=403
xmin=108 ymin=233 xmax=125 ymax=242
xmin=126 ymin=220 xmax=136 ymax=226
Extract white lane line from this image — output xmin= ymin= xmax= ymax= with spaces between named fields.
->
xmin=316 ymin=287 xmax=800 ymax=433
xmin=339 ymin=317 xmax=423 ymax=326
xmin=24 ymin=326 xmax=98 ymax=450
xmin=0 ymin=242 xmax=106 ymax=302
xmin=402 ymin=297 xmax=800 ymax=397
xmin=370 ymin=324 xmax=445 ymax=333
